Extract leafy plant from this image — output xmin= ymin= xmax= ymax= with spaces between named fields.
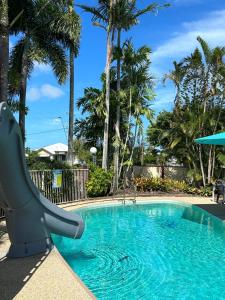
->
xmin=133 ymin=177 xmax=212 ymax=196
xmin=86 ymin=166 xmax=113 ymax=197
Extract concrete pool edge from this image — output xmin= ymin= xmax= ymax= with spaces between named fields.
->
xmin=60 ymin=196 xmax=214 ymax=212
xmin=2 ymin=195 xmax=225 ymax=300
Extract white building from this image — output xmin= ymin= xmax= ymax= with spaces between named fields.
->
xmin=37 ymin=143 xmax=68 ymax=162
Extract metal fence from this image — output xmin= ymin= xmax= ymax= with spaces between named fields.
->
xmin=0 ymin=169 xmax=89 ymax=219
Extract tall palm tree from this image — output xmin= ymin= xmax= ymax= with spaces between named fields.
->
xmin=119 ymin=41 xmax=154 ymax=176
xmin=79 ymin=0 xmax=168 ymax=173
xmin=112 ymin=0 xmax=165 ymax=190
xmin=9 ymin=0 xmax=80 ymax=144
xmin=162 ymin=37 xmax=225 ymax=186
xmin=10 ymin=38 xmax=68 ymax=143
xmin=0 ymin=0 xmax=9 ymax=103
xmin=67 ymin=0 xmax=80 ymax=165
xmin=78 ymin=0 xmax=117 ymax=170
xmin=163 ymin=61 xmax=185 ymax=106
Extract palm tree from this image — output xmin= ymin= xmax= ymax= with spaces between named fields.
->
xmin=78 ymin=0 xmax=116 ymax=170
xmin=119 ymin=41 xmax=154 ymax=177
xmin=161 ymin=37 xmax=225 ymax=186
xmin=112 ymin=0 xmax=165 ymax=191
xmin=67 ymin=0 xmax=80 ymax=165
xmin=0 ymin=0 xmax=9 ymax=103
xmin=79 ymin=0 xmax=168 ymax=174
xmin=75 ymin=69 xmax=118 ymax=153
xmin=9 ymin=0 xmax=80 ymax=144
xmin=78 ymin=0 xmax=120 ymax=171
xmin=163 ymin=61 xmax=185 ymax=106
xmin=10 ymin=39 xmax=68 ymax=144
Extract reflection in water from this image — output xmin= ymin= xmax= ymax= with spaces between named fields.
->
xmin=182 ymin=206 xmax=212 ymax=226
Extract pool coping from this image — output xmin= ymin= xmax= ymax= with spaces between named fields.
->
xmin=1 ymin=195 xmax=224 ymax=299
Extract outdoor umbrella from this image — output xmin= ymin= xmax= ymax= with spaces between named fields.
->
xmin=195 ymin=132 xmax=225 ymax=145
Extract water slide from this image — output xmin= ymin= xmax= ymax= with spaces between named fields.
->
xmin=0 ymin=103 xmax=84 ymax=257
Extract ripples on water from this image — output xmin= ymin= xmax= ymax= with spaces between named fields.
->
xmin=52 ymin=203 xmax=225 ymax=300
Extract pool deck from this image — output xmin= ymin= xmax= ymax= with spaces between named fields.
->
xmin=1 ymin=195 xmax=225 ymax=299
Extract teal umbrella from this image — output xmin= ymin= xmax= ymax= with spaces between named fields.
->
xmin=195 ymin=132 xmax=225 ymax=145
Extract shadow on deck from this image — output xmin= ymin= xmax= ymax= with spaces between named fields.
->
xmin=195 ymin=203 xmax=225 ymax=221
xmin=0 ymin=246 xmax=49 ymax=300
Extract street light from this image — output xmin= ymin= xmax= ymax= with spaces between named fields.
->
xmin=57 ymin=116 xmax=67 ymax=140
xmin=90 ymin=147 xmax=97 ymax=165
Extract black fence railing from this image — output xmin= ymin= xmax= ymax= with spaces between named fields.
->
xmin=0 ymin=169 xmax=89 ymax=219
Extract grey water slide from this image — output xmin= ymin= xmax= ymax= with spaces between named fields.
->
xmin=0 ymin=103 xmax=84 ymax=258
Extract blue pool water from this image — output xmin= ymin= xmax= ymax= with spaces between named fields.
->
xmin=52 ymin=202 xmax=225 ymax=299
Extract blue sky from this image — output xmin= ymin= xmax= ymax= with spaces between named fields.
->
xmin=10 ymin=0 xmax=225 ymax=149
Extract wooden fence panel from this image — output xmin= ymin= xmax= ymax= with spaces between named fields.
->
xmin=30 ymin=169 xmax=89 ymax=204
xmin=0 ymin=169 xmax=89 ymax=219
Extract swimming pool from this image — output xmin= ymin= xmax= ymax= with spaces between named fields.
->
xmin=52 ymin=202 xmax=225 ymax=299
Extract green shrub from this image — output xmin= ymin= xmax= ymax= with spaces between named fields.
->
xmin=198 ymin=186 xmax=212 ymax=197
xmin=86 ymin=167 xmax=113 ymax=197
xmin=26 ymin=154 xmax=72 ymax=171
xmin=133 ymin=177 xmax=212 ymax=197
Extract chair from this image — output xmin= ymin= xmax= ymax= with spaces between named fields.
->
xmin=213 ymin=180 xmax=225 ymax=204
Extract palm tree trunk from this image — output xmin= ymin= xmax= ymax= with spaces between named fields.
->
xmin=0 ymin=0 xmax=9 ymax=103
xmin=211 ymin=145 xmax=216 ymax=179
xmin=126 ymin=119 xmax=138 ymax=174
xmin=19 ymin=50 xmax=28 ymax=145
xmin=102 ymin=0 xmax=113 ymax=170
xmin=198 ymin=144 xmax=206 ymax=186
xmin=67 ymin=0 xmax=75 ymax=165
xmin=67 ymin=48 xmax=75 ymax=164
xmin=207 ymin=145 xmax=212 ymax=184
xmin=119 ymin=87 xmax=132 ymax=178
xmin=113 ymin=28 xmax=121 ymax=191
xmin=140 ymin=136 xmax=144 ymax=166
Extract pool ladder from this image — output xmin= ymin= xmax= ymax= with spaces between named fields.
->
xmin=121 ymin=185 xmax=137 ymax=205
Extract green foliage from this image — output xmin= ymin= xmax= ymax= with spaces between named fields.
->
xmin=147 ymin=37 xmax=225 ymax=186
xmin=75 ymin=41 xmax=154 ymax=169
xmin=25 ymin=149 xmax=71 ymax=171
xmin=133 ymin=177 xmax=212 ymax=197
xmin=73 ymin=139 xmax=92 ymax=164
xmin=86 ymin=166 xmax=113 ymax=197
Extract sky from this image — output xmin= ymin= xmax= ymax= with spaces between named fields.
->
xmin=10 ymin=0 xmax=225 ymax=149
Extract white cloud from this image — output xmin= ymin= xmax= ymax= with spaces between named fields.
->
xmin=41 ymin=84 xmax=64 ymax=98
xmin=27 ymin=84 xmax=64 ymax=101
xmin=152 ymin=10 xmax=225 ymax=62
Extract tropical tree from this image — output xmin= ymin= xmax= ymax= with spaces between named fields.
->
xmin=0 ymin=0 xmax=9 ymax=103
xmin=8 ymin=0 xmax=80 ymax=144
xmin=75 ymin=70 xmax=118 ymax=158
xmin=163 ymin=61 xmax=185 ymax=106
xmin=67 ymin=0 xmax=80 ymax=165
xmin=76 ymin=42 xmax=154 ymax=184
xmin=78 ymin=0 xmax=116 ymax=170
xmin=112 ymin=0 xmax=167 ymax=190
xmin=148 ymin=37 xmax=225 ymax=186
xmin=119 ymin=41 xmax=154 ymax=176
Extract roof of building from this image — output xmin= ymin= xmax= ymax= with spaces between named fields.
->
xmin=39 ymin=143 xmax=68 ymax=155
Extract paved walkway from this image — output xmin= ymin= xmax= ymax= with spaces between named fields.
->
xmin=1 ymin=195 xmax=225 ymax=300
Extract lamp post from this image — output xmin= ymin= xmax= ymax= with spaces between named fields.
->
xmin=57 ymin=116 xmax=67 ymax=140
xmin=90 ymin=147 xmax=97 ymax=165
